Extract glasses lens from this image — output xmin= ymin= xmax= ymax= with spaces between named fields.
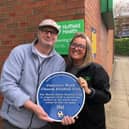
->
xmin=39 ymin=27 xmax=58 ymax=35
xmin=71 ymin=43 xmax=86 ymax=50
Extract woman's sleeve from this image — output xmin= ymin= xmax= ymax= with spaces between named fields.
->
xmin=87 ymin=65 xmax=111 ymax=104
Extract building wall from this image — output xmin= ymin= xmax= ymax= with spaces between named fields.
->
xmin=0 ymin=0 xmax=85 ymax=72
xmin=0 ymin=0 xmax=113 ymax=107
xmin=84 ymin=0 xmax=114 ymax=76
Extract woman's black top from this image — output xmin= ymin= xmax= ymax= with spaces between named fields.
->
xmin=67 ymin=62 xmax=111 ymax=129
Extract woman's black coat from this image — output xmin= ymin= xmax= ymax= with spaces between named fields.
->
xmin=68 ymin=62 xmax=111 ymax=129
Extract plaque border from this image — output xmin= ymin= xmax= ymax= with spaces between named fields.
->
xmin=37 ymin=72 xmax=85 ymax=122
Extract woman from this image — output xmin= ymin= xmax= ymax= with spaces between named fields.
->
xmin=66 ymin=32 xmax=111 ymax=129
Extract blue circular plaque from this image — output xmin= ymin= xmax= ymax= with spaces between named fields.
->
xmin=37 ymin=72 xmax=85 ymax=122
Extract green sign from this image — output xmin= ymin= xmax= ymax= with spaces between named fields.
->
xmin=55 ymin=19 xmax=84 ymax=55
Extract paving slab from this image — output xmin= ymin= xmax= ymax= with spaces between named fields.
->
xmin=106 ymin=56 xmax=129 ymax=129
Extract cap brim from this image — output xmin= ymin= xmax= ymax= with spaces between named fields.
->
xmin=39 ymin=25 xmax=59 ymax=33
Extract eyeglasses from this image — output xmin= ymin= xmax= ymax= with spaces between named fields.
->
xmin=39 ymin=27 xmax=58 ymax=35
xmin=70 ymin=42 xmax=86 ymax=50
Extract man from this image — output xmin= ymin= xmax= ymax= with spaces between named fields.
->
xmin=0 ymin=19 xmax=66 ymax=129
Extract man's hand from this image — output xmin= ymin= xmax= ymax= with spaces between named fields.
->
xmin=33 ymin=105 xmax=53 ymax=122
xmin=24 ymin=100 xmax=53 ymax=122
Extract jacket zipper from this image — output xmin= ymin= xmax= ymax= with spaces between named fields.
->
xmin=27 ymin=62 xmax=41 ymax=129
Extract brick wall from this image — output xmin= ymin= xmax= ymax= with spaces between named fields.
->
xmin=84 ymin=0 xmax=113 ymax=76
xmin=0 ymin=0 xmax=114 ymax=76
xmin=0 ymin=0 xmax=85 ymax=72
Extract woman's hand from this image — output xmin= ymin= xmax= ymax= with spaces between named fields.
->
xmin=78 ymin=77 xmax=92 ymax=95
xmin=61 ymin=116 xmax=75 ymax=125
